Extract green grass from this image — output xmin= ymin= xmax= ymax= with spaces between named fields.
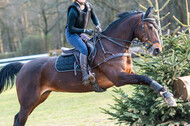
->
xmin=0 ymin=85 xmax=134 ymax=126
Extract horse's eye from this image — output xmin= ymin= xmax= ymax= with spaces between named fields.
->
xmin=147 ymin=24 xmax=153 ymax=30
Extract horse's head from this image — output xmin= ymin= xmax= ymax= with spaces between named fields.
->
xmin=135 ymin=7 xmax=161 ymax=56
xmin=101 ymin=7 xmax=161 ymax=56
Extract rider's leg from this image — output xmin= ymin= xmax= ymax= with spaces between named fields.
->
xmin=80 ymin=53 xmax=95 ymax=85
xmin=65 ymin=28 xmax=95 ymax=85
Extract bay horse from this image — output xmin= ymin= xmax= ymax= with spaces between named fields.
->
xmin=0 ymin=7 xmax=176 ymax=126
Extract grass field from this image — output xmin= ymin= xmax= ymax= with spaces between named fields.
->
xmin=0 ymin=85 xmax=134 ymax=126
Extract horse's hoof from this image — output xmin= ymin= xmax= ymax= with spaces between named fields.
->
xmin=165 ymin=96 xmax=177 ymax=107
xmin=161 ymin=91 xmax=177 ymax=107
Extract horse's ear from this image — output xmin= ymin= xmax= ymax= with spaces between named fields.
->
xmin=144 ymin=7 xmax=153 ymax=18
xmin=149 ymin=7 xmax=154 ymax=15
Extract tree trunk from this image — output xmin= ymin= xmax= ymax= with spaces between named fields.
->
xmin=0 ymin=35 xmax=4 ymax=53
xmin=42 ymin=9 xmax=49 ymax=51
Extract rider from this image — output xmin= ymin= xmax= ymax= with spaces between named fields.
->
xmin=65 ymin=0 xmax=102 ymax=85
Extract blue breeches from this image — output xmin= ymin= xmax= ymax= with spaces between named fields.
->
xmin=65 ymin=28 xmax=88 ymax=55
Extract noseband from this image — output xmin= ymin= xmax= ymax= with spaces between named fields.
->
xmin=142 ymin=14 xmax=160 ymax=49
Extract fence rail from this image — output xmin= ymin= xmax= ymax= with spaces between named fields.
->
xmin=0 ymin=53 xmax=49 ymax=67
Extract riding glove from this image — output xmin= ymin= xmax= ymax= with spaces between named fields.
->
xmin=84 ymin=29 xmax=93 ymax=35
xmin=96 ymin=25 xmax=102 ymax=32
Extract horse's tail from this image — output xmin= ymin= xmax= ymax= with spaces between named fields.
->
xmin=0 ymin=62 xmax=24 ymax=94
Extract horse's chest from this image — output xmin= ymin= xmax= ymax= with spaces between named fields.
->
xmin=103 ymin=56 xmax=133 ymax=73
xmin=124 ymin=57 xmax=132 ymax=73
xmin=114 ymin=56 xmax=133 ymax=73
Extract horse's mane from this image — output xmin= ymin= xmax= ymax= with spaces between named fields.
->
xmin=102 ymin=11 xmax=143 ymax=34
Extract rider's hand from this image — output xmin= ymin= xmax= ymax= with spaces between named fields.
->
xmin=96 ymin=25 xmax=102 ymax=32
xmin=84 ymin=29 xmax=93 ymax=35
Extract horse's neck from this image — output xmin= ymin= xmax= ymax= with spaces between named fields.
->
xmin=101 ymin=19 xmax=136 ymax=53
xmin=108 ymin=16 xmax=138 ymax=38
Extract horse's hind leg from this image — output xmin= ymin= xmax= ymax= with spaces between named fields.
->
xmin=14 ymin=113 xmax=19 ymax=126
xmin=15 ymin=89 xmax=40 ymax=126
xmin=29 ymin=91 xmax=52 ymax=115
xmin=14 ymin=106 xmax=31 ymax=126
xmin=14 ymin=79 xmax=50 ymax=126
xmin=13 ymin=90 xmax=51 ymax=126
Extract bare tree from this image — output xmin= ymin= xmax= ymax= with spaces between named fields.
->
xmin=24 ymin=0 xmax=67 ymax=50
xmin=0 ymin=0 xmax=188 ymax=57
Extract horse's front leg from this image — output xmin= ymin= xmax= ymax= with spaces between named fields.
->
xmin=116 ymin=72 xmax=177 ymax=106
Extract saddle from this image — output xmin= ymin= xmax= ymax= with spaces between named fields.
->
xmin=61 ymin=41 xmax=94 ymax=60
xmin=55 ymin=40 xmax=95 ymax=75
xmin=55 ymin=39 xmax=105 ymax=92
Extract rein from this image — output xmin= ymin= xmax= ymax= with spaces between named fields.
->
xmin=90 ymin=31 xmax=132 ymax=69
xmin=100 ymin=34 xmax=131 ymax=49
xmin=89 ymin=13 xmax=159 ymax=69
xmin=94 ymin=14 xmax=159 ymax=50
xmin=141 ymin=14 xmax=159 ymax=49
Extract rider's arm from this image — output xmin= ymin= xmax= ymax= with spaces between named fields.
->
xmin=90 ymin=5 xmax=100 ymax=26
xmin=67 ymin=7 xmax=85 ymax=34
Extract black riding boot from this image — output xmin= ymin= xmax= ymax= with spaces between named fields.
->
xmin=80 ymin=53 xmax=95 ymax=85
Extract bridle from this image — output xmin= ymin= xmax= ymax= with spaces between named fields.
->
xmin=141 ymin=13 xmax=160 ymax=49
xmin=89 ymin=13 xmax=160 ymax=68
xmin=95 ymin=13 xmax=160 ymax=50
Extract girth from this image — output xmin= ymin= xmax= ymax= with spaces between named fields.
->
xmin=91 ymin=53 xmax=131 ymax=69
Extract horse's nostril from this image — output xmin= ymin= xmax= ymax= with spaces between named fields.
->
xmin=153 ymin=48 xmax=160 ymax=56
